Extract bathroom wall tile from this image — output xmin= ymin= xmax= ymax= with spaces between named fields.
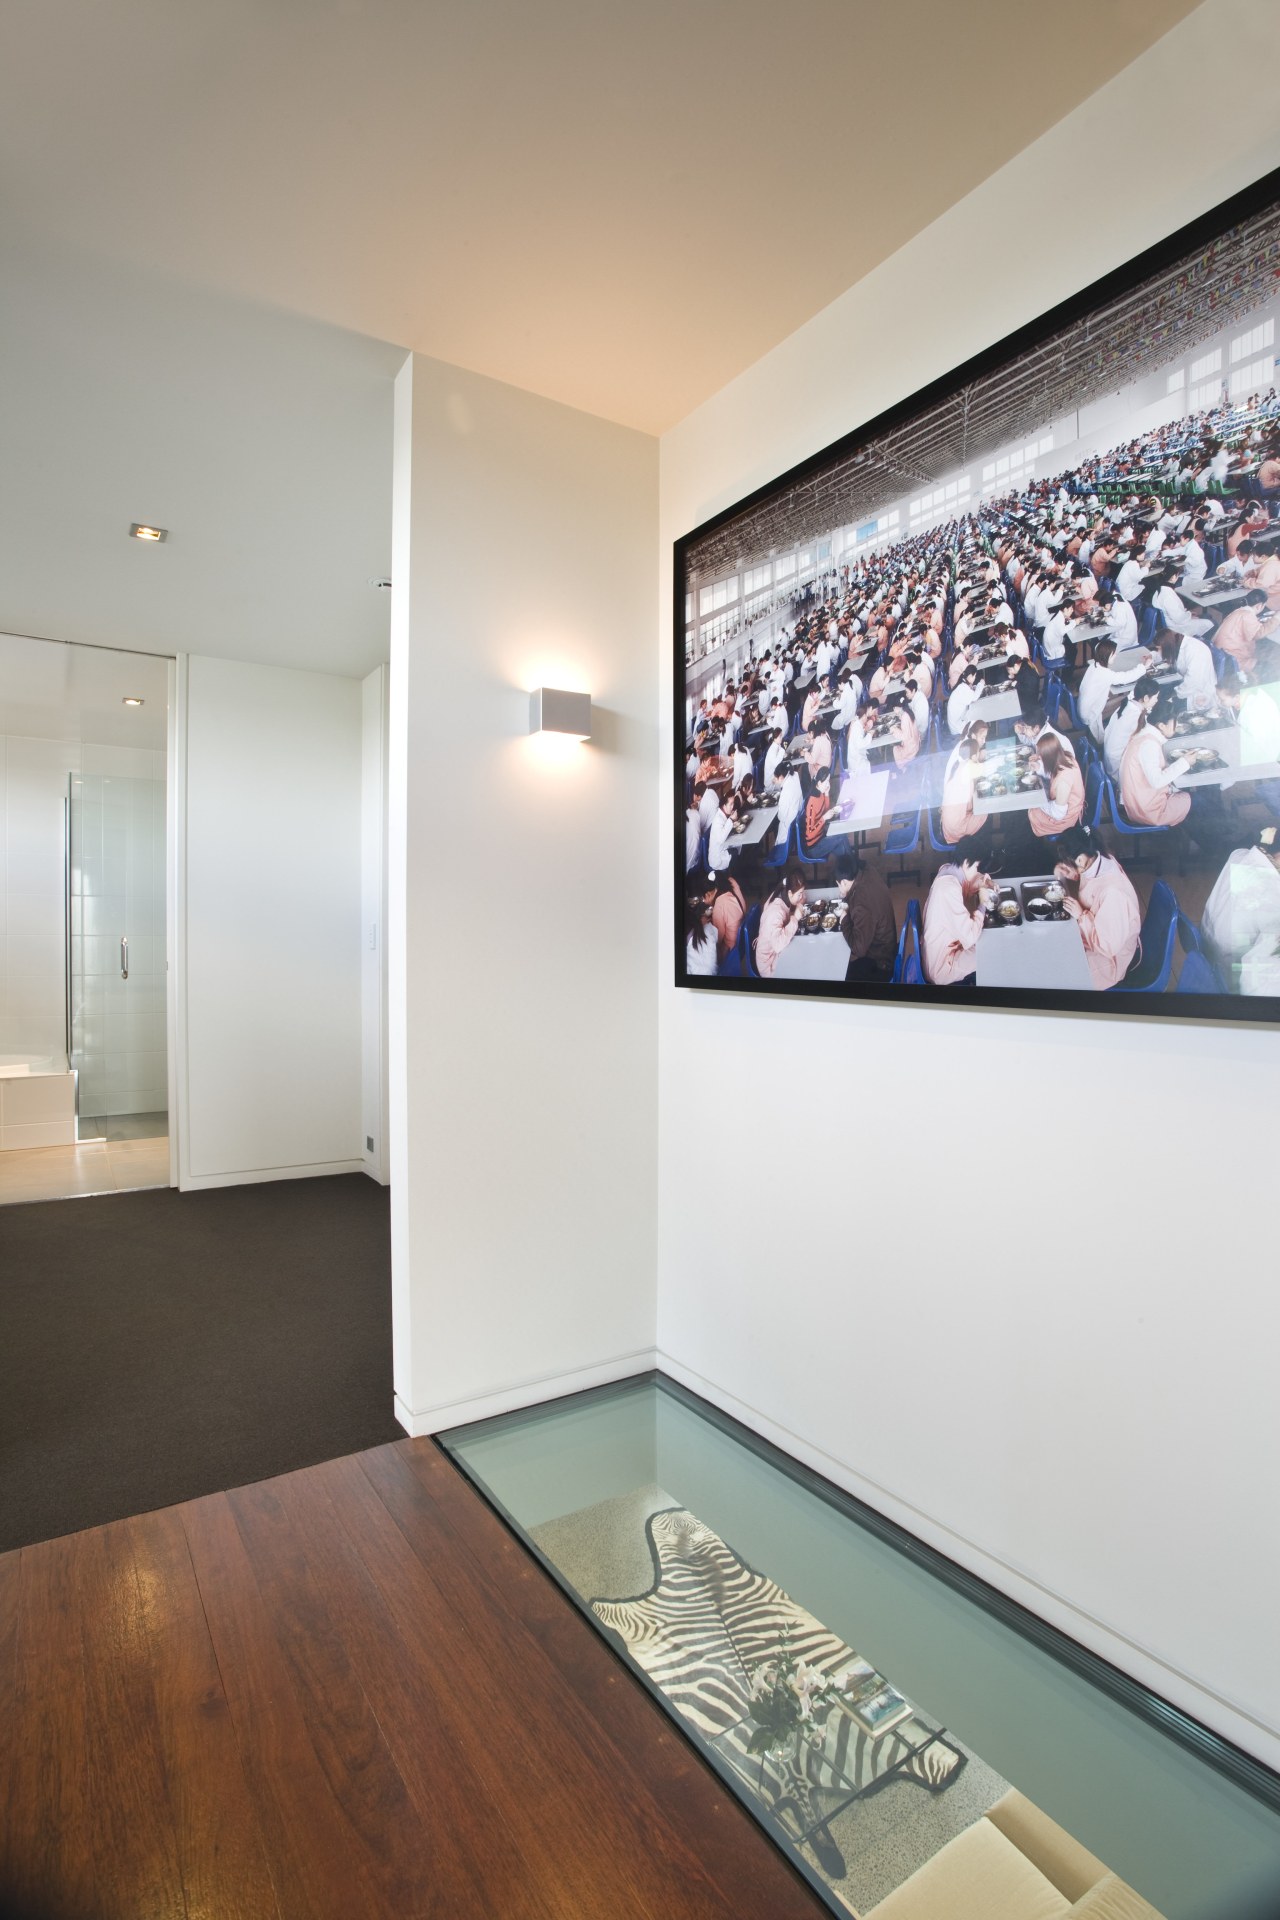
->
xmin=110 ymin=1090 xmax=169 ymax=1118
xmin=6 ymin=891 xmax=63 ymax=940
xmin=81 ymin=935 xmax=118 ymax=977
xmin=82 ymin=894 xmax=125 ymax=941
xmin=125 ymin=1049 xmax=167 ymax=1088
xmin=4 ymin=850 xmax=63 ymax=899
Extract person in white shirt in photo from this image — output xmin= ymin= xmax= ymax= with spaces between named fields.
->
xmin=1152 ymin=566 xmax=1212 ymax=639
xmin=774 ymin=764 xmax=803 ymax=850
xmin=1104 ymin=590 xmax=1139 ymax=651
xmin=685 ymin=892 xmax=719 ymax=976
xmin=1177 ymin=520 xmax=1209 ymax=590
xmin=731 ymin=741 xmax=753 ymax=790
xmin=1042 ymin=590 xmax=1090 ymax=666
xmin=1201 ymin=827 xmax=1280 ymax=991
xmin=1165 ymin=627 xmax=1217 ymax=713
xmin=1078 ymin=639 xmax=1150 ymax=744
xmin=762 ymin=729 xmax=788 ymax=789
xmin=947 ymin=663 xmax=983 ymax=738
xmin=706 ymin=793 xmax=737 ymax=874
xmin=685 ymin=801 xmax=703 ymax=874
xmin=1116 ymin=544 xmax=1151 ymax=603
xmin=1104 ymin=677 xmax=1161 ymax=784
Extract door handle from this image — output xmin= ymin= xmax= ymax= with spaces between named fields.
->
xmin=121 ymin=936 xmax=129 ymax=981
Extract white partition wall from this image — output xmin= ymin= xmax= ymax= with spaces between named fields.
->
xmin=657 ymin=5 xmax=1280 ymax=1772
xmin=179 ymin=653 xmax=363 ymax=1187
xmin=389 ymin=351 xmax=659 ymax=1435
xmin=361 ymin=663 xmax=390 ymax=1185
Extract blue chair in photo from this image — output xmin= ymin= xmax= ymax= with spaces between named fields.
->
xmin=1176 ymin=909 xmax=1204 ymax=956
xmin=1102 ymin=772 xmax=1172 ymax=856
xmin=1110 ymin=879 xmax=1179 ymax=992
xmin=796 ymin=822 xmax=843 ymax=870
xmin=759 ymin=818 xmax=798 ymax=869
xmin=1047 ymin=675 xmax=1082 ymax=732
xmin=1137 ymin=604 xmax=1160 ymax=649
xmin=883 ymin=803 xmax=922 ymax=884
xmin=741 ymin=904 xmax=763 ymax=979
xmin=926 ymin=804 xmax=955 ymax=856
xmin=1176 ymin=949 xmax=1227 ymax=993
xmin=892 ymin=898 xmax=924 ymax=984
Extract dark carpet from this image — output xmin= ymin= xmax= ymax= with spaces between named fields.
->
xmin=0 ymin=1173 xmax=403 ymax=1553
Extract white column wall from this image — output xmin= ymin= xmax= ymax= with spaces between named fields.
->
xmin=180 ymin=653 xmax=363 ymax=1186
xmin=361 ymin=664 xmax=390 ymax=1185
xmin=389 ymin=351 xmax=658 ymax=1434
xmin=0 ymin=733 xmax=77 ymax=1061
xmin=658 ymin=4 xmax=1280 ymax=1768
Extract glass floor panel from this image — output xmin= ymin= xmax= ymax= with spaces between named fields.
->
xmin=440 ymin=1372 xmax=1280 ymax=1920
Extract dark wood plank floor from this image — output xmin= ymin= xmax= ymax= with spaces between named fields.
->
xmin=0 ymin=1438 xmax=828 ymax=1920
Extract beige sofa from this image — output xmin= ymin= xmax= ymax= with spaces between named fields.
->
xmin=859 ymin=1788 xmax=1167 ymax=1920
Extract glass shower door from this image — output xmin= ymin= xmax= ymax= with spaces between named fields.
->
xmin=68 ymin=772 xmax=167 ymax=1139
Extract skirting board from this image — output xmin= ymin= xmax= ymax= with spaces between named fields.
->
xmin=394 ymin=1346 xmax=658 ymax=1438
xmin=655 ymin=1347 xmax=1280 ymax=1778
xmin=180 ymin=1157 xmax=365 ymax=1192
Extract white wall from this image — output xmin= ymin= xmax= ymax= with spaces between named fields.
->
xmin=389 ymin=351 xmax=658 ymax=1433
xmin=0 ymin=733 xmax=75 ymax=1062
xmin=360 ymin=664 xmax=390 ymax=1184
xmin=658 ymin=3 xmax=1280 ymax=1770
xmin=179 ymin=653 xmax=363 ymax=1186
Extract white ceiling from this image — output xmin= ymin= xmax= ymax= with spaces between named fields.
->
xmin=0 ymin=0 xmax=1199 ymax=679
xmin=0 ymin=232 xmax=401 ymax=678
xmin=0 ymin=632 xmax=169 ymax=747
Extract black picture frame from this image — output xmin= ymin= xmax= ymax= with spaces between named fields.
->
xmin=674 ymin=165 xmax=1280 ymax=1022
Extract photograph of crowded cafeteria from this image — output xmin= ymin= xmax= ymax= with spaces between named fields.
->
xmin=677 ymin=184 xmax=1280 ymax=1014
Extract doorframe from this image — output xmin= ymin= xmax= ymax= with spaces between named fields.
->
xmin=165 ymin=654 xmax=186 ymax=1190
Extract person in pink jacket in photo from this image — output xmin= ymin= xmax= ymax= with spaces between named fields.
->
xmin=1052 ymin=827 xmax=1142 ymax=989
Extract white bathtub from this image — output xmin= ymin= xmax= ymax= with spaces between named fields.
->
xmin=0 ymin=1054 xmax=77 ymax=1149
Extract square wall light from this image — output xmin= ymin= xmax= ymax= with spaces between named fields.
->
xmin=529 ymin=687 xmax=591 ymax=740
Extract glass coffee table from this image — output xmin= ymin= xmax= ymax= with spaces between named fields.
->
xmin=706 ymin=1699 xmax=966 ymax=1857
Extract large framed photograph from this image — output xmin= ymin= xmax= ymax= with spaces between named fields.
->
xmin=675 ymin=168 xmax=1280 ymax=1020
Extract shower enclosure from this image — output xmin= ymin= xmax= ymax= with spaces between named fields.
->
xmin=68 ymin=769 xmax=168 ymax=1134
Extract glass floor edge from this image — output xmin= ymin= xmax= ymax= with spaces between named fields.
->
xmin=439 ymin=1369 xmax=1280 ymax=1920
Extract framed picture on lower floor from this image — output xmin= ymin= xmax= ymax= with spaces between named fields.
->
xmin=675 ymin=165 xmax=1280 ymax=1022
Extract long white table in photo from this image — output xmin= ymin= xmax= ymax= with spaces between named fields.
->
xmin=864 ymin=716 xmax=905 ymax=755
xmin=771 ymin=889 xmax=848 ymax=983
xmin=1065 ymin=617 xmax=1118 ymax=650
xmin=974 ymin=876 xmax=1094 ymax=991
xmin=726 ymin=799 xmax=780 ymax=848
xmin=1182 ymin=581 xmax=1250 ymax=614
xmin=825 ymin=767 xmax=893 ymax=839
xmin=967 ymin=740 xmax=1052 ymax=816
xmin=1111 ymin=647 xmax=1180 ymax=687
xmin=969 ymin=688 xmax=1022 ymax=727
xmin=1161 ymin=721 xmax=1280 ymax=792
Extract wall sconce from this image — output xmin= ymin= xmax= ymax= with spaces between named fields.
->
xmin=529 ymin=688 xmax=591 ymax=740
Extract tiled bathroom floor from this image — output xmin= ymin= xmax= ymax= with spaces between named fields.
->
xmin=0 ymin=1132 xmax=170 ymax=1204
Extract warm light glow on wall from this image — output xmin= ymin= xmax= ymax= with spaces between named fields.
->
xmin=529 ymin=687 xmax=591 ymax=739
xmin=524 ymin=725 xmax=586 ymax=771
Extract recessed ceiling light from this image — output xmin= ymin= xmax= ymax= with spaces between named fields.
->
xmin=130 ymin=523 xmax=168 ymax=542
xmin=122 ymin=696 xmax=145 ymax=707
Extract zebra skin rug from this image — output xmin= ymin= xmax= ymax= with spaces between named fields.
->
xmin=591 ymin=1506 xmax=965 ymax=1880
